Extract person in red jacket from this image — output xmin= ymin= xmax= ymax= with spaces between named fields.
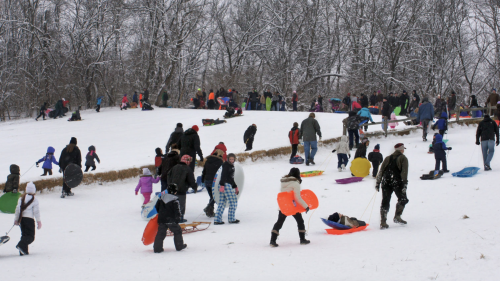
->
xmin=289 ymin=122 xmax=300 ymax=159
xmin=211 ymin=142 xmax=227 ymax=161
xmin=121 ymin=94 xmax=129 ymax=110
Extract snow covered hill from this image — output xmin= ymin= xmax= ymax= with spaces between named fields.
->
xmin=0 ymin=107 xmax=498 ymax=281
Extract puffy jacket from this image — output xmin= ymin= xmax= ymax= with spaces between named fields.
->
xmin=177 ymin=128 xmax=203 ymax=159
xmin=448 ymin=95 xmax=457 ymax=110
xmin=357 ymin=108 xmax=374 ymax=122
xmin=368 ymin=151 xmax=383 ymax=164
xmin=160 ymin=150 xmax=180 ymax=180
xmin=219 ymin=162 xmax=237 ymax=188
xmin=433 ymin=134 xmax=450 ymax=159
xmin=300 ymin=117 xmax=322 ymax=141
xmin=359 ymin=95 xmax=369 ymax=108
xmin=37 ymin=146 xmax=59 ymax=170
xmin=244 ymin=125 xmax=257 ymax=142
xmin=417 ymin=101 xmax=434 ymax=122
xmin=354 ymin=143 xmax=368 ymax=159
xmin=292 ymin=93 xmax=298 ymax=102
xmin=14 ymin=194 xmax=41 ymax=223
xmin=155 ymin=193 xmax=181 ymax=224
xmin=97 ymin=97 xmax=102 ymax=105
xmin=55 ymin=100 xmax=63 ymax=110
xmin=381 ymin=101 xmax=392 ymax=118
xmin=346 ymin=112 xmax=362 ymax=130
xmin=4 ymin=164 xmax=20 ymax=193
xmin=166 ymin=127 xmax=184 ymax=152
xmin=433 ymin=112 xmax=448 ymax=131
xmin=400 ymin=94 xmax=409 ymax=109
xmin=135 ymin=175 xmax=160 ymax=194
xmin=122 ymin=96 xmax=128 ymax=103
xmin=211 ymin=143 xmax=227 ymax=161
xmin=289 ymin=127 xmax=300 ymax=145
xmin=342 ymin=96 xmax=351 ymax=106
xmin=59 ymin=144 xmax=82 ymax=170
xmin=167 ymin=163 xmax=196 ymax=195
xmin=476 ymin=115 xmax=499 ymax=142
xmin=335 ymin=135 xmax=350 ymax=155
xmin=279 ymin=176 xmax=307 ymax=209
xmin=486 ymin=93 xmax=499 ymax=106
xmin=201 ymin=155 xmax=223 ymax=183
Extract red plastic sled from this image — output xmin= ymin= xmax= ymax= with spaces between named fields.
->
xmin=142 ymin=215 xmax=159 ymax=245
xmin=325 ymin=224 xmax=369 ymax=235
xmin=277 ymin=189 xmax=319 ymax=216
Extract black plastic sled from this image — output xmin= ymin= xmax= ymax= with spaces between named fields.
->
xmin=64 ymin=164 xmax=83 ymax=188
xmin=420 ymin=170 xmax=444 ymax=180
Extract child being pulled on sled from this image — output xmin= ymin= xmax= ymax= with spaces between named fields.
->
xmin=368 ymin=144 xmax=383 ymax=178
xmin=135 ymin=168 xmax=161 ymax=206
xmin=4 ymin=164 xmax=20 ymax=193
xmin=332 ymin=135 xmax=350 ymax=172
xmin=36 ymin=147 xmax=59 ymax=176
xmin=85 ymin=146 xmax=100 ymax=172
xmin=14 ymin=182 xmax=42 ymax=256
xmin=328 ymin=212 xmax=366 ymax=228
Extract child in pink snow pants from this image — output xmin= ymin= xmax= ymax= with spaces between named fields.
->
xmin=135 ymin=168 xmax=160 ymax=205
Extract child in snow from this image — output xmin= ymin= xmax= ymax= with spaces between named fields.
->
xmin=432 ymin=112 xmax=448 ymax=136
xmin=135 ymin=168 xmax=161 ymax=206
xmin=224 ymin=107 xmax=235 ymax=118
xmin=14 ymin=182 xmax=41 ymax=256
xmin=121 ymin=94 xmax=129 ymax=110
xmin=155 ymin=148 xmax=163 ymax=175
xmin=433 ymin=134 xmax=452 ymax=175
xmin=69 ymin=106 xmax=82 ymax=121
xmin=289 ymin=122 xmax=300 ymax=160
xmin=4 ymin=164 xmax=20 ymax=193
xmin=327 ymin=212 xmax=365 ymax=228
xmin=332 ymin=135 xmax=351 ymax=172
xmin=368 ymin=144 xmax=383 ymax=177
xmin=214 ymin=153 xmax=239 ymax=225
xmin=354 ymin=138 xmax=370 ymax=159
xmin=36 ymin=146 xmax=59 ymax=176
xmin=153 ymin=183 xmax=187 ymax=253
xmin=85 ymin=145 xmax=100 ymax=172
xmin=389 ymin=112 xmax=399 ymax=129
xmin=428 ymin=133 xmax=439 ymax=154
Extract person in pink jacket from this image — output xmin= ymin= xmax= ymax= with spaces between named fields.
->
xmin=135 ymin=168 xmax=160 ymax=205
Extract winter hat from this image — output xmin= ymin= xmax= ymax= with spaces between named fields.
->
xmin=62 ymin=98 xmax=66 ymax=101
xmin=394 ymin=143 xmax=406 ymax=151
xmin=309 ymin=113 xmax=316 ymax=118
xmin=374 ymin=144 xmax=380 ymax=150
xmin=330 ymin=212 xmax=340 ymax=223
xmin=181 ymin=155 xmax=192 ymax=165
xmin=198 ymin=88 xmax=201 ymax=91
xmin=347 ymin=93 xmax=351 ymax=96
xmin=362 ymin=138 xmax=369 ymax=144
xmin=493 ymin=88 xmax=497 ymax=92
xmin=293 ymin=91 xmax=296 ymax=93
xmin=252 ymin=124 xmax=257 ymax=127
xmin=26 ymin=182 xmax=36 ymax=194
xmin=70 ymin=137 xmax=77 ymax=145
xmin=192 ymin=125 xmax=199 ymax=132
xmin=176 ymin=123 xmax=183 ymax=128
xmin=155 ymin=147 xmax=162 ymax=156
xmin=143 ymin=168 xmax=151 ymax=175
xmin=402 ymin=90 xmax=407 ymax=94
xmin=88 ymin=145 xmax=96 ymax=152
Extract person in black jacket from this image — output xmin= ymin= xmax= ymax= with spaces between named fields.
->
xmin=160 ymin=144 xmax=181 ymax=191
xmin=370 ymin=91 xmax=377 ymax=106
xmin=359 ymin=93 xmax=369 ymax=108
xmin=177 ymin=125 xmax=203 ymax=172
xmin=201 ymin=150 xmax=224 ymax=217
xmin=244 ymin=124 xmax=257 ymax=151
xmin=368 ymin=144 xmax=383 ymax=177
xmin=35 ymin=102 xmax=48 ymax=121
xmin=433 ymin=134 xmax=452 ymax=174
xmin=153 ymin=183 xmax=187 ymax=253
xmin=214 ymin=153 xmax=239 ymax=225
xmin=167 ymin=155 xmax=197 ymax=222
xmin=354 ymin=138 xmax=370 ymax=159
xmin=58 ymin=137 xmax=82 ymax=198
xmin=412 ymin=90 xmax=420 ymax=104
xmin=84 ymin=145 xmax=100 ymax=172
xmin=166 ymin=123 xmax=183 ymax=152
xmin=476 ymin=114 xmax=499 ymax=170
xmin=400 ymin=91 xmax=410 ymax=115
xmin=342 ymin=93 xmax=351 ymax=110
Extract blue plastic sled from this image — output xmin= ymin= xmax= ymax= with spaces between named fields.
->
xmin=452 ymin=167 xmax=480 ymax=177
xmin=359 ymin=119 xmax=368 ymax=126
xmin=321 ymin=218 xmax=351 ymax=230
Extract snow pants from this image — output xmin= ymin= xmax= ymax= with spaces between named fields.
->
xmin=161 ymin=178 xmax=168 ymax=192
xmin=245 ymin=137 xmax=254 ymax=150
xmin=214 ymin=184 xmax=238 ymax=223
xmin=348 ymin=129 xmax=359 ymax=150
xmin=272 ymin=211 xmax=305 ymax=232
xmin=142 ymin=193 xmax=151 ymax=205
xmin=337 ymin=153 xmax=349 ymax=168
xmin=42 ymin=168 xmax=52 ymax=176
xmin=293 ymin=101 xmax=297 ymax=111
xmin=153 ymin=223 xmax=184 ymax=252
xmin=304 ymin=141 xmax=318 ymax=161
xmin=205 ymin=180 xmax=215 ymax=207
xmin=290 ymin=144 xmax=298 ymax=159
xmin=177 ymin=194 xmax=186 ymax=215
xmin=84 ymin=165 xmax=96 ymax=172
xmin=96 ymin=104 xmax=101 ymax=112
xmin=372 ymin=162 xmax=380 ymax=177
xmin=17 ymin=217 xmax=35 ymax=254
xmin=422 ymin=119 xmax=431 ymax=140
xmin=435 ymin=156 xmax=447 ymax=171
xmin=481 ymin=140 xmax=495 ymax=167
xmin=208 ymin=100 xmax=215 ymax=110
xmin=380 ymin=182 xmax=408 ymax=212
xmin=36 ymin=111 xmax=46 ymax=120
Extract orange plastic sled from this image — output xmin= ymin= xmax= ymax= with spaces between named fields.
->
xmin=277 ymin=189 xmax=319 ymax=216
xmin=325 ymin=224 xmax=369 ymax=235
xmin=142 ymin=215 xmax=159 ymax=245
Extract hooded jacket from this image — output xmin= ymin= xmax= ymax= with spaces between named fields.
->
xmin=433 ymin=134 xmax=450 ymax=159
xmin=300 ymin=117 xmax=322 ymax=141
xmin=211 ymin=143 xmax=227 ymax=161
xmin=135 ymin=173 xmax=161 ymax=194
xmin=201 ymin=155 xmax=223 ymax=183
xmin=368 ymin=150 xmax=383 ymax=164
xmin=177 ymin=128 xmax=203 ymax=159
xmin=166 ymin=127 xmax=184 ymax=152
xmin=476 ymin=115 xmax=499 ymax=142
xmin=280 ymin=176 xmax=308 ymax=209
xmin=167 ymin=162 xmax=196 ymax=195
xmin=37 ymin=146 xmax=59 ymax=170
xmin=433 ymin=112 xmax=448 ymax=131
xmin=335 ymin=136 xmax=351 ymax=155
xmin=14 ymin=194 xmax=41 ymax=223
xmin=160 ymin=150 xmax=181 ymax=180
xmin=357 ymin=107 xmax=374 ymax=122
xmin=59 ymin=144 xmax=82 ymax=170
xmin=4 ymin=164 xmax=20 ymax=193
xmin=354 ymin=142 xmax=369 ymax=159
xmin=85 ymin=146 xmax=100 ymax=166
xmin=381 ymin=101 xmax=392 ymax=118
xmin=417 ymin=100 xmax=435 ymax=122
xmin=155 ymin=193 xmax=181 ymax=224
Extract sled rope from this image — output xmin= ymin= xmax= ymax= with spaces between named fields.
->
xmin=6 ymin=225 xmax=14 ymax=235
xmin=360 ymin=191 xmax=377 ymax=220
xmin=20 ymin=163 xmax=36 ymax=178
xmin=306 ymin=208 xmax=316 ymax=236
xmin=368 ymin=191 xmax=377 ymax=223
xmin=318 ymin=153 xmax=334 ymax=171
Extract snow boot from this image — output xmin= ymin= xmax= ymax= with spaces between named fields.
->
xmin=204 ymin=204 xmax=215 ymax=217
xmin=338 ymin=167 xmax=342 ymax=172
xmin=229 ymin=219 xmax=240 ymax=224
xmin=270 ymin=230 xmax=279 ymax=247
xmin=485 ymin=165 xmax=492 ymax=171
xmin=16 ymin=245 xmax=28 ymax=256
xmin=380 ymin=209 xmax=389 ymax=229
xmin=299 ymin=230 xmax=310 ymax=245
xmin=178 ymin=244 xmax=187 ymax=251
xmin=341 ymin=164 xmax=346 ymax=170
xmin=214 ymin=221 xmax=225 ymax=225
xmin=306 ymin=160 xmax=310 ymax=166
xmin=309 ymin=159 xmax=315 ymax=165
xmin=393 ymin=204 xmax=407 ymax=225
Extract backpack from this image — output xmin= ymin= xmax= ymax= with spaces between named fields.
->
xmin=347 ymin=116 xmax=360 ymax=130
xmin=290 ymin=155 xmax=304 ymax=164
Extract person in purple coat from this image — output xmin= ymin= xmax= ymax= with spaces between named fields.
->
xmin=36 ymin=146 xmax=59 ymax=176
xmin=135 ymin=168 xmax=161 ymax=206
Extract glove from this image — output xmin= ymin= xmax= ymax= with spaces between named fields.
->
xmin=14 ymin=221 xmax=19 ymax=226
xmin=37 ymin=221 xmax=42 ymax=230
xmin=219 ymin=186 xmax=224 ymax=192
xmin=13 ymin=189 xmax=18 ymax=193
xmin=36 ymin=162 xmax=39 ymax=167
xmin=305 ymin=207 xmax=310 ymax=214
xmin=135 ymin=191 xmax=138 ymax=195
xmin=331 ymin=149 xmax=336 ymax=153
xmin=375 ymin=183 xmax=380 ymax=192
xmin=59 ymin=168 xmax=62 ymax=173
xmin=476 ymin=141 xmax=480 ymax=145
xmin=235 ymin=187 xmax=239 ymax=195
xmin=200 ymin=156 xmax=204 ymax=162
xmin=448 ymin=147 xmax=452 ymax=150
xmin=348 ymin=154 xmax=351 ymax=159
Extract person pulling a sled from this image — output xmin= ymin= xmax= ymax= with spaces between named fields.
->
xmin=375 ymin=143 xmax=409 ymax=229
xmin=14 ymin=182 xmax=42 ymax=256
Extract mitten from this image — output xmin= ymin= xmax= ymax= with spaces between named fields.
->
xmin=235 ymin=187 xmax=239 ymax=195
xmin=37 ymin=221 xmax=42 ymax=230
xmin=219 ymin=186 xmax=224 ymax=192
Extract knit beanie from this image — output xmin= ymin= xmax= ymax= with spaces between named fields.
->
xmin=374 ymin=144 xmax=380 ymax=150
xmin=394 ymin=143 xmax=406 ymax=151
xmin=330 ymin=212 xmax=340 ymax=223
xmin=26 ymin=182 xmax=36 ymax=194
xmin=192 ymin=125 xmax=199 ymax=132
xmin=70 ymin=137 xmax=77 ymax=145
xmin=181 ymin=155 xmax=192 ymax=165
xmin=176 ymin=123 xmax=183 ymax=128
xmin=143 ymin=168 xmax=151 ymax=175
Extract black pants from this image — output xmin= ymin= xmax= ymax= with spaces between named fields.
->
xmin=42 ymin=168 xmax=52 ymax=176
xmin=348 ymin=129 xmax=359 ymax=150
xmin=246 ymin=137 xmax=254 ymax=150
xmin=208 ymin=100 xmax=215 ymax=110
xmin=177 ymin=194 xmax=186 ymax=215
xmin=154 ymin=223 xmax=184 ymax=252
xmin=381 ymin=182 xmax=409 ymax=212
xmin=290 ymin=144 xmax=298 ymax=159
xmin=85 ymin=165 xmax=96 ymax=172
xmin=272 ymin=211 xmax=305 ymax=232
xmin=36 ymin=111 xmax=45 ymax=120
xmin=435 ymin=156 xmax=447 ymax=171
xmin=96 ymin=104 xmax=101 ymax=112
xmin=422 ymin=119 xmax=431 ymax=139
xmin=205 ymin=180 xmax=214 ymax=206
xmin=439 ymin=130 xmax=445 ymax=136
xmin=372 ymin=162 xmax=380 ymax=177
xmin=17 ymin=217 xmax=35 ymax=253
xmin=161 ymin=178 xmax=168 ymax=192
xmin=62 ymin=171 xmax=72 ymax=194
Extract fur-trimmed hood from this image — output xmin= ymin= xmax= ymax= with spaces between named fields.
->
xmin=280 ymin=175 xmax=300 ymax=183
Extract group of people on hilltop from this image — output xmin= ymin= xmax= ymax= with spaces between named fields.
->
xmin=35 ymin=98 xmax=69 ymax=121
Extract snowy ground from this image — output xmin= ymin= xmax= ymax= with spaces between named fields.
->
xmin=1 ymin=108 xmax=499 ymax=281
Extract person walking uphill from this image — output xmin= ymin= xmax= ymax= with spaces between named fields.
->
xmin=85 ymin=146 xmax=100 ymax=172
xmin=289 ymin=122 xmax=300 ymax=160
xmin=376 ymin=143 xmax=409 ymax=229
xmin=58 ymin=137 xmax=82 ymax=198
xmin=177 ymin=125 xmax=203 ymax=172
xmin=160 ymin=144 xmax=181 ymax=191
xmin=166 ymin=123 xmax=184 ymax=152
xmin=168 ymin=155 xmax=197 ymax=223
xmin=214 ymin=153 xmax=240 ymax=225
xmin=36 ymin=146 xmax=59 ymax=176
xmin=368 ymin=144 xmax=383 ymax=177
xmin=476 ymin=114 xmax=499 ymax=171
xmin=332 ymin=135 xmax=351 ymax=172
xmin=300 ymin=113 xmax=322 ymax=166
xmin=416 ymin=97 xmax=435 ymax=142
xmin=135 ymin=168 xmax=161 ymax=206
xmin=201 ymin=149 xmax=224 ymax=217
xmin=244 ymin=124 xmax=257 ymax=151
xmin=270 ymin=168 xmax=310 ymax=247
xmin=14 ymin=182 xmax=42 ymax=256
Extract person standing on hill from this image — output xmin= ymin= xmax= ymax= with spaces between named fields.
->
xmin=400 ymin=90 xmax=409 ymax=115
xmin=58 ymin=137 xmax=82 ymax=198
xmin=167 ymin=155 xmax=197 ymax=223
xmin=160 ymin=144 xmax=181 ymax=192
xmin=208 ymin=90 xmax=215 ymax=110
xmin=292 ymin=91 xmax=298 ymax=111
xmin=143 ymin=88 xmax=149 ymax=102
xmin=177 ymin=125 xmax=203 ymax=172
xmin=96 ymin=96 xmax=102 ymax=112
xmin=133 ymin=91 xmax=138 ymax=104
xmin=244 ymin=124 xmax=257 ymax=151
xmin=214 ymin=153 xmax=240 ymax=225
xmin=416 ymin=97 xmax=434 ymax=141
xmin=161 ymin=91 xmax=169 ymax=107
xmin=166 ymin=123 xmax=184 ymax=152
xmin=300 ymin=113 xmax=322 ymax=166
xmin=476 ymin=114 xmax=499 ymax=171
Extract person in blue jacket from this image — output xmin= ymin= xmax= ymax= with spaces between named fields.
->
xmin=36 ymin=147 xmax=59 ymax=176
xmin=416 ymin=97 xmax=435 ymax=142
xmin=432 ymin=112 xmax=448 ymax=136
xmin=433 ymin=134 xmax=452 ymax=175
xmin=96 ymin=96 xmax=103 ymax=112
xmin=357 ymin=106 xmax=375 ymax=131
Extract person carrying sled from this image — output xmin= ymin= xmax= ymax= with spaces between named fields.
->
xmin=214 ymin=153 xmax=240 ymax=225
xmin=332 ymin=135 xmax=350 ymax=172
xmin=270 ymin=168 xmax=310 ymax=247
xmin=85 ymin=145 xmax=100 ymax=172
xmin=177 ymin=125 xmax=203 ymax=172
xmin=289 ymin=122 xmax=300 ymax=160
xmin=375 ymin=143 xmax=409 ymax=229
xmin=35 ymin=102 xmax=48 ymax=121
xmin=14 ymin=182 xmax=42 ymax=256
xmin=432 ymin=112 xmax=448 ymax=136
xmin=433 ymin=134 xmax=452 ymax=175
xmin=201 ymin=149 xmax=224 ymax=217
xmin=4 ymin=164 xmax=20 ymax=193
xmin=300 ymin=113 xmax=322 ymax=166
xmin=244 ymin=124 xmax=257 ymax=151
xmin=58 ymin=137 xmax=82 ymax=198
xmin=153 ymin=183 xmax=187 ymax=253
xmin=166 ymin=123 xmax=184 ymax=152
xmin=36 ymin=147 xmax=59 ymax=176
xmin=354 ymin=137 xmax=370 ymax=159
xmin=135 ymin=168 xmax=160 ymax=206
xmin=476 ymin=114 xmax=499 ymax=171
xmin=368 ymin=144 xmax=383 ymax=178
xmin=168 ymin=155 xmax=197 ymax=223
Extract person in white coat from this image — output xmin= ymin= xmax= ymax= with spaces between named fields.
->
xmin=14 ymin=182 xmax=41 ymax=255
xmin=332 ymin=135 xmax=351 ymax=171
xmin=270 ymin=168 xmax=310 ymax=247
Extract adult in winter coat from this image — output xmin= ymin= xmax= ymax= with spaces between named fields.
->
xmin=359 ymin=94 xmax=369 ymax=108
xmin=161 ymin=91 xmax=169 ymax=107
xmin=14 ymin=182 xmax=42 ymax=256
xmin=318 ymin=95 xmax=324 ymax=111
xmin=135 ymin=168 xmax=161 ymax=205
xmin=160 ymin=145 xmax=181 ymax=191
xmin=208 ymin=90 xmax=215 ymax=110
xmin=416 ymin=97 xmax=435 ymax=141
xmin=211 ymin=142 xmax=227 ymax=162
xmin=370 ymin=91 xmax=378 ymax=106
xmin=299 ymin=113 xmax=322 ymax=166
xmin=345 ymin=111 xmax=362 ymax=150
xmin=408 ymin=96 xmax=419 ymax=114
xmin=357 ymin=107 xmax=375 ymax=131
xmin=376 ymin=143 xmax=409 ymax=229
xmin=248 ymin=89 xmax=259 ymax=110
xmin=271 ymin=92 xmax=280 ymax=111
xmin=342 ymin=93 xmax=351 ymax=110
xmin=270 ymin=168 xmax=310 ymax=247
xmin=448 ymin=91 xmax=457 ymax=112
xmin=244 ymin=124 xmax=257 ymax=151
xmin=485 ymin=89 xmax=499 ymax=114
xmin=4 ymin=164 xmax=20 ymax=193
xmin=143 ymin=88 xmax=149 ymax=102
xmin=214 ymin=153 xmax=240 ymax=225
xmin=432 ymin=112 xmax=448 ymax=136
xmin=166 ymin=123 xmax=184 ymax=152
xmin=292 ymin=91 xmax=298 ymax=111
xmin=332 ymin=135 xmax=351 ymax=171
xmin=400 ymin=91 xmax=410 ymax=115
xmin=53 ymin=99 xmax=64 ymax=119
xmin=84 ymin=145 xmax=100 ymax=172
xmin=177 ymin=125 xmax=203 ymax=172
xmin=354 ymin=138 xmax=370 ymax=159
xmin=201 ymin=149 xmax=224 ymax=217
xmin=368 ymin=144 xmax=383 ymax=177
xmin=289 ymin=122 xmax=300 ymax=160
xmin=168 ymin=155 xmax=197 ymax=222
xmin=434 ymin=95 xmax=447 ymax=116
xmin=35 ymin=102 xmax=48 ymax=121
xmin=470 ymin=95 xmax=479 ymax=107
xmin=381 ymin=98 xmax=392 ymax=119
xmin=412 ymin=90 xmax=420 ymax=104
xmin=36 ymin=147 xmax=59 ymax=176
xmin=58 ymin=137 xmax=82 ymax=197
xmin=476 ymin=114 xmax=499 ymax=171
xmin=433 ymin=134 xmax=452 ymax=173
xmin=390 ymin=93 xmax=400 ymax=109
xmin=132 ymin=92 xmax=138 ymax=103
